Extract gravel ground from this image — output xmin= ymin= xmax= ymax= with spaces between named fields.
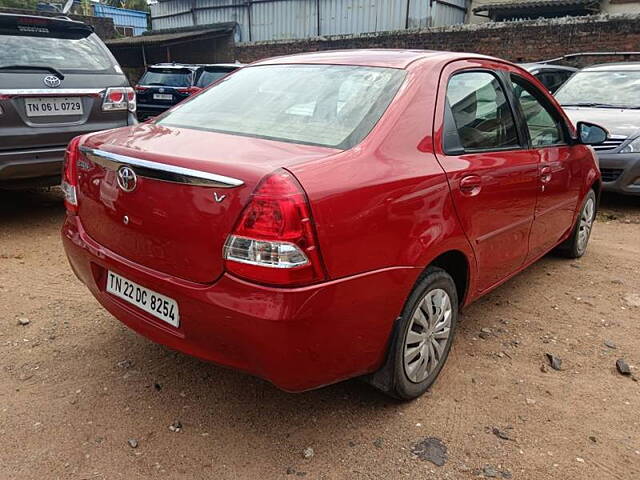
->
xmin=1 ymin=189 xmax=639 ymax=480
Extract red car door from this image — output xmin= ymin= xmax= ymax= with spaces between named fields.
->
xmin=508 ymin=74 xmax=582 ymax=260
xmin=433 ymin=61 xmax=539 ymax=294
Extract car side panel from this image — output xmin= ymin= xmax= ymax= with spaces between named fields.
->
xmin=527 ymin=145 xmax=582 ymax=260
xmin=432 ymin=59 xmax=540 ymax=294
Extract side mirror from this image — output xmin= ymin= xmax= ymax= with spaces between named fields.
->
xmin=577 ymin=121 xmax=608 ymax=145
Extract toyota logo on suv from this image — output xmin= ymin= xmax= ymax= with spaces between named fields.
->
xmin=43 ymin=75 xmax=61 ymax=88
xmin=116 ymin=166 xmax=137 ymax=192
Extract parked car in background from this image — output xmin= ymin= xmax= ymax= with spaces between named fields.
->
xmin=519 ymin=63 xmax=577 ymax=93
xmin=135 ymin=63 xmax=201 ymax=121
xmin=61 ymin=50 xmax=604 ymax=400
xmin=135 ymin=63 xmax=242 ymax=120
xmin=195 ymin=63 xmax=243 ymax=89
xmin=555 ymin=62 xmax=640 ymax=196
xmin=0 ymin=13 xmax=135 ymax=189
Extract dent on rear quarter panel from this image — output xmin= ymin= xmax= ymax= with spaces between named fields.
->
xmin=289 ymin=62 xmax=474 ymax=284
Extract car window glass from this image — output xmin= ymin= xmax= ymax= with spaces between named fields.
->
xmin=196 ymin=69 xmax=235 ymax=88
xmin=446 ymin=71 xmax=519 ymax=152
xmin=159 ymin=64 xmax=406 ymax=149
xmin=512 ymin=76 xmax=564 ymax=147
xmin=0 ymin=32 xmax=114 ymax=72
xmin=140 ymin=70 xmax=192 ymax=87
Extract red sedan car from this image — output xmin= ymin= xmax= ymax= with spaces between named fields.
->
xmin=61 ymin=50 xmax=604 ymax=400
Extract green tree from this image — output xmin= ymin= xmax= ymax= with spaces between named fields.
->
xmin=103 ymin=0 xmax=150 ymax=12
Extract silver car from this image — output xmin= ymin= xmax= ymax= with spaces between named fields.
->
xmin=556 ymin=62 xmax=640 ymax=196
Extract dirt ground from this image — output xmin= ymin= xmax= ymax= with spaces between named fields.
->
xmin=1 ymin=189 xmax=639 ymax=480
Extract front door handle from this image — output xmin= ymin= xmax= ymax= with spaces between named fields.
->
xmin=459 ymin=174 xmax=482 ymax=196
xmin=540 ymin=166 xmax=553 ymax=184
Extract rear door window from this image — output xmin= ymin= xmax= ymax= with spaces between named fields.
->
xmin=445 ymin=71 xmax=520 ymax=153
xmin=0 ymin=18 xmax=115 ymax=72
xmin=140 ymin=69 xmax=193 ymax=87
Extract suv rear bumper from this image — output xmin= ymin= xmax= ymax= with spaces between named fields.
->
xmin=598 ymin=153 xmax=640 ymax=196
xmin=0 ymin=145 xmax=66 ymax=187
xmin=62 ymin=215 xmax=418 ymax=392
xmin=137 ymin=103 xmax=171 ymax=120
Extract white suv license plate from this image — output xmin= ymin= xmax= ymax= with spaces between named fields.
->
xmin=106 ymin=271 xmax=180 ymax=327
xmin=25 ymin=97 xmax=83 ymax=117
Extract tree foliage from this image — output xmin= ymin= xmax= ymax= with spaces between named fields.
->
xmin=103 ymin=0 xmax=150 ymax=12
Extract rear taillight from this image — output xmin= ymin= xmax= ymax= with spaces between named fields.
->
xmin=61 ymin=136 xmax=81 ymax=214
xmin=176 ymin=86 xmax=202 ymax=95
xmin=102 ymin=87 xmax=136 ymax=113
xmin=134 ymin=85 xmax=148 ymax=93
xmin=223 ymin=169 xmax=326 ymax=287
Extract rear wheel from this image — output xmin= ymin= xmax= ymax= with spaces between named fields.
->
xmin=557 ymin=189 xmax=596 ymax=259
xmin=384 ymin=267 xmax=458 ymax=400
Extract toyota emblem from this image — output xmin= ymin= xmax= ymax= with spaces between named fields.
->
xmin=43 ymin=75 xmax=61 ymax=88
xmin=116 ymin=166 xmax=137 ymax=192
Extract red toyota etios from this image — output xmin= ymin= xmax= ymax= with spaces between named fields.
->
xmin=62 ymin=50 xmax=604 ymax=400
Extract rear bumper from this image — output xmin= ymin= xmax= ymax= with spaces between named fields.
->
xmin=62 ymin=215 xmax=418 ymax=392
xmin=598 ymin=153 xmax=640 ymax=196
xmin=0 ymin=145 xmax=66 ymax=187
xmin=137 ymin=103 xmax=172 ymax=120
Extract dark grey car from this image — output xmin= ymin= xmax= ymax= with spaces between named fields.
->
xmin=556 ymin=63 xmax=640 ymax=196
xmin=0 ymin=13 xmax=136 ymax=188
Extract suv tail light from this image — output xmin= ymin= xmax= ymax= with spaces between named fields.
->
xmin=102 ymin=87 xmax=136 ymax=113
xmin=176 ymin=86 xmax=202 ymax=95
xmin=223 ymin=169 xmax=326 ymax=286
xmin=61 ymin=136 xmax=82 ymax=214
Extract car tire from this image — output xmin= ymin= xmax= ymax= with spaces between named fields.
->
xmin=382 ymin=267 xmax=459 ymax=400
xmin=556 ymin=189 xmax=597 ymax=259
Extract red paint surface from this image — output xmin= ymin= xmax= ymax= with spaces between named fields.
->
xmin=62 ymin=51 xmax=600 ymax=391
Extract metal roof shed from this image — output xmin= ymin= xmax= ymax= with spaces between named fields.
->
xmin=473 ymin=0 xmax=602 ymax=21
xmin=106 ymin=23 xmax=237 ymax=83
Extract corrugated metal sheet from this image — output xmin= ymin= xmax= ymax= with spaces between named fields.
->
xmin=432 ymin=0 xmax=466 ymax=27
xmin=251 ymin=0 xmax=317 ymax=41
xmin=93 ymin=4 xmax=149 ymax=36
xmin=407 ymin=0 xmax=430 ymax=29
xmin=320 ymin=0 xmax=408 ymax=36
xmin=150 ymin=0 xmax=468 ymax=41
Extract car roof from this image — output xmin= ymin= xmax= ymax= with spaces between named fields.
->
xmin=581 ymin=62 xmax=640 ymax=71
xmin=201 ymin=63 xmax=244 ymax=68
xmin=251 ymin=49 xmax=494 ymax=69
xmin=518 ymin=63 xmax=578 ymax=72
xmin=149 ymin=63 xmax=201 ymax=70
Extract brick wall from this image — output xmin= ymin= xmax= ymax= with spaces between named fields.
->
xmin=0 ymin=7 xmax=116 ymax=39
xmin=234 ymin=14 xmax=640 ymax=67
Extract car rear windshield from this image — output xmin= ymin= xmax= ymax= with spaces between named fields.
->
xmin=555 ymin=71 xmax=640 ymax=108
xmin=0 ymin=18 xmax=115 ymax=72
xmin=196 ymin=68 xmax=237 ymax=88
xmin=158 ymin=64 xmax=407 ymax=149
xmin=140 ymin=69 xmax=192 ymax=87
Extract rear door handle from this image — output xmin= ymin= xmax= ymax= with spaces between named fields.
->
xmin=459 ymin=175 xmax=482 ymax=196
xmin=540 ymin=166 xmax=553 ymax=184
